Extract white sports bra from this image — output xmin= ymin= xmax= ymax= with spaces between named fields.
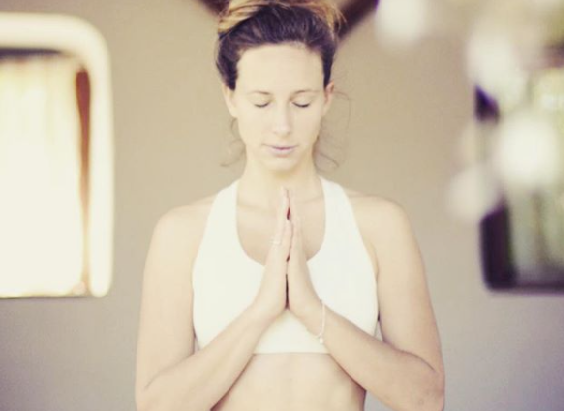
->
xmin=192 ymin=176 xmax=379 ymax=354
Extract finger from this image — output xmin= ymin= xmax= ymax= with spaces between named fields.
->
xmin=283 ymin=219 xmax=292 ymax=248
xmin=287 ymin=193 xmax=298 ymax=263
xmin=270 ymin=219 xmax=292 ymax=264
xmin=288 ymin=191 xmax=301 ymax=246
xmin=284 ymin=219 xmax=292 ymax=262
xmin=279 ymin=187 xmax=290 ymax=223
xmin=271 ymin=188 xmax=289 ymax=247
xmin=266 ymin=217 xmax=290 ymax=273
xmin=294 ymin=198 xmax=302 ymax=246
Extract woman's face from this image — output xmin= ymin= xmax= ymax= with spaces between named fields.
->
xmin=222 ymin=43 xmax=334 ymax=172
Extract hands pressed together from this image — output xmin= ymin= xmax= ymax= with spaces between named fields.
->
xmin=252 ymin=187 xmax=321 ymax=325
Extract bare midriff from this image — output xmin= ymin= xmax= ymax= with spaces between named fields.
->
xmin=212 ymin=353 xmax=367 ymax=411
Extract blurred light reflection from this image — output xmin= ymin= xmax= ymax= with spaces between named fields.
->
xmin=373 ymin=0 xmax=564 ymax=288
xmin=373 ymin=0 xmax=431 ymax=46
xmin=493 ymin=109 xmax=562 ymax=191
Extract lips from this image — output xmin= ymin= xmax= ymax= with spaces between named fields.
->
xmin=267 ymin=144 xmax=297 ymax=157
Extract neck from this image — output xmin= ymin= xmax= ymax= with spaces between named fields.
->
xmin=237 ymin=159 xmax=322 ymax=210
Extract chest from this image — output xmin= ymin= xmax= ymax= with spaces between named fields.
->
xmin=236 ymin=200 xmax=325 ymax=265
xmin=236 ymin=197 xmax=378 ymax=280
xmin=192 ymin=189 xmax=381 ymax=352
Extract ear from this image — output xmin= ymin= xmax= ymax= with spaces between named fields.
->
xmin=321 ymin=81 xmax=334 ymax=116
xmin=221 ymin=83 xmax=238 ymax=118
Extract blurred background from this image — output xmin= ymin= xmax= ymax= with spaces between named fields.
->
xmin=0 ymin=0 xmax=563 ymax=410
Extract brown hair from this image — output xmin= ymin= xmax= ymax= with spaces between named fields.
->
xmin=216 ymin=0 xmax=348 ymax=171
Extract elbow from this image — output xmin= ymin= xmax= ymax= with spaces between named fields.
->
xmin=136 ymin=384 xmax=206 ymax=411
xmin=136 ymin=396 xmax=147 ymax=411
xmin=136 ymin=378 xmax=171 ymax=411
xmin=430 ymin=388 xmax=445 ymax=411
xmin=136 ymin=388 xmax=150 ymax=411
xmin=419 ymin=369 xmax=445 ymax=411
xmin=136 ymin=383 xmax=159 ymax=411
xmin=373 ymin=368 xmax=445 ymax=411
xmin=136 ymin=392 xmax=164 ymax=411
xmin=427 ymin=387 xmax=445 ymax=411
xmin=434 ymin=368 xmax=445 ymax=411
xmin=406 ymin=368 xmax=444 ymax=411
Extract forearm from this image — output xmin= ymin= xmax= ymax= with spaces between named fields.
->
xmin=301 ymin=303 xmax=444 ymax=411
xmin=138 ymin=304 xmax=272 ymax=411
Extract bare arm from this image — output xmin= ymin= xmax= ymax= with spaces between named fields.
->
xmin=135 ymin=208 xmax=272 ymax=411
xmin=298 ymin=199 xmax=444 ymax=411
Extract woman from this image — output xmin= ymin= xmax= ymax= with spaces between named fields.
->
xmin=135 ymin=1 xmax=445 ymax=410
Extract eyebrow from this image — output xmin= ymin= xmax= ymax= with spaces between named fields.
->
xmin=246 ymin=89 xmax=319 ymax=96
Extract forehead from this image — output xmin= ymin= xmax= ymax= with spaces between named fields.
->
xmin=236 ymin=43 xmax=323 ymax=92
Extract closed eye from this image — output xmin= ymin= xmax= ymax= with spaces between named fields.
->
xmin=253 ymin=102 xmax=311 ymax=109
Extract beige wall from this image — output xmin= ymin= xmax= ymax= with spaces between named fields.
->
xmin=1 ymin=1 xmax=563 ymax=410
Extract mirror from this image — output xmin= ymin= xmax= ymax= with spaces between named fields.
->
xmin=473 ymin=40 xmax=564 ymax=291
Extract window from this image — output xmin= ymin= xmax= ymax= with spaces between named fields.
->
xmin=0 ymin=13 xmax=113 ymax=298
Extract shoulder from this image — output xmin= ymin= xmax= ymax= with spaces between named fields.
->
xmin=150 ymin=191 xmax=219 ymax=253
xmin=158 ymin=193 xmax=216 ymax=228
xmin=142 ymin=190 xmax=224 ymax=290
xmin=338 ymin=183 xmax=416 ymax=258
xmin=340 ymin=184 xmax=411 ymax=234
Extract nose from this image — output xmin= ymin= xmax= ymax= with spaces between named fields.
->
xmin=271 ymin=104 xmax=291 ymax=137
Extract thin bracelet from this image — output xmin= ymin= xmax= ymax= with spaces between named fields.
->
xmin=315 ymin=300 xmax=326 ymax=344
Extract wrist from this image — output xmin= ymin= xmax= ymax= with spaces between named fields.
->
xmin=300 ymin=298 xmax=324 ymax=334
xmin=248 ymin=301 xmax=277 ymax=328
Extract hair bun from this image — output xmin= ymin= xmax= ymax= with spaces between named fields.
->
xmin=218 ymin=0 xmax=345 ymax=39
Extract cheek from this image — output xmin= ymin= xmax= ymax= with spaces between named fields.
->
xmin=236 ymin=113 xmax=266 ymax=141
xmin=238 ymin=106 xmax=268 ymax=125
xmin=295 ymin=110 xmax=323 ymax=137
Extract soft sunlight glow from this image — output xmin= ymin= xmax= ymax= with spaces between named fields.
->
xmin=0 ymin=56 xmax=83 ymax=296
xmin=0 ymin=13 xmax=113 ymax=298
